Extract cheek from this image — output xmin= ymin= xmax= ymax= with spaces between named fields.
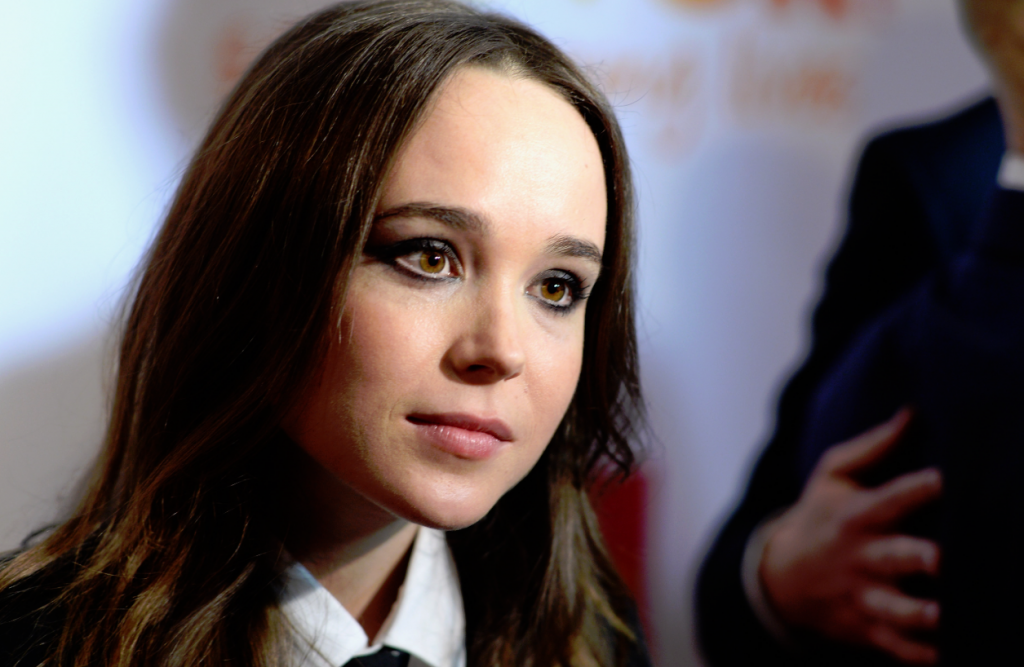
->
xmin=341 ymin=287 xmax=449 ymax=394
xmin=529 ymin=324 xmax=586 ymax=436
xmin=292 ymin=290 xmax=444 ymax=456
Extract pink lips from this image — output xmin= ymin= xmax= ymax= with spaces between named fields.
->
xmin=407 ymin=413 xmax=513 ymax=460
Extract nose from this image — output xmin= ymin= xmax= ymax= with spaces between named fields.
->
xmin=446 ymin=289 xmax=526 ymax=384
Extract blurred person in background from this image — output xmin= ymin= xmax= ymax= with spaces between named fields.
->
xmin=696 ymin=0 xmax=1024 ymax=664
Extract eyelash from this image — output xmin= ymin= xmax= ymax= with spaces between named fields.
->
xmin=379 ymin=238 xmax=460 ymax=281
xmin=531 ymin=270 xmax=590 ymax=315
xmin=369 ymin=237 xmax=591 ymax=314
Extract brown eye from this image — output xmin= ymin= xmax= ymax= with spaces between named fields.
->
xmin=419 ymin=250 xmax=447 ymax=274
xmin=540 ymin=277 xmax=567 ymax=303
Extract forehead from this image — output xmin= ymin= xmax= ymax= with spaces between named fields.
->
xmin=382 ymin=66 xmax=608 ymax=250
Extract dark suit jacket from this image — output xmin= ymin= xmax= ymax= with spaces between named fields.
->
xmin=695 ymin=98 xmax=1016 ymax=666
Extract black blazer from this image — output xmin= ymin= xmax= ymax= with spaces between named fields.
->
xmin=695 ymin=98 xmax=1016 ymax=666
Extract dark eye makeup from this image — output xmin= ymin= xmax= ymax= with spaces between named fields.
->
xmin=365 ymin=236 xmax=592 ymax=314
xmin=530 ymin=269 xmax=590 ymax=315
xmin=368 ymin=237 xmax=460 ymax=281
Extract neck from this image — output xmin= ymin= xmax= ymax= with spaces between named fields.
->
xmin=301 ymin=521 xmax=419 ymax=641
xmin=276 ymin=437 xmax=420 ymax=640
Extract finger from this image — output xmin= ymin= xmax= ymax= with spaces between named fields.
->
xmin=866 ymin=623 xmax=939 ymax=665
xmin=859 ymin=467 xmax=942 ymax=527
xmin=818 ymin=408 xmax=912 ymax=476
xmin=861 ymin=535 xmax=941 ymax=578
xmin=861 ymin=586 xmax=940 ymax=632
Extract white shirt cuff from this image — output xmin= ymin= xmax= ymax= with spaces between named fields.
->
xmin=997 ymin=152 xmax=1024 ymax=191
xmin=740 ymin=512 xmax=794 ymax=645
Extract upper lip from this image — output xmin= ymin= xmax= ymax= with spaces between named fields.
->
xmin=407 ymin=412 xmax=514 ymax=442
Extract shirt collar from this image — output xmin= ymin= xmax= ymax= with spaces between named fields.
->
xmin=277 ymin=527 xmax=466 ymax=667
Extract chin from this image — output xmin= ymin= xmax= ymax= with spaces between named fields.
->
xmin=384 ymin=484 xmax=505 ymax=531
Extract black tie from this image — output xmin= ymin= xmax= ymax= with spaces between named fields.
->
xmin=343 ymin=646 xmax=411 ymax=667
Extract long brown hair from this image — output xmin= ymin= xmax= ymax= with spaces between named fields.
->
xmin=0 ymin=2 xmax=643 ymax=665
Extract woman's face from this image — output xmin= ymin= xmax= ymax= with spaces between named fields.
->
xmin=285 ymin=67 xmax=607 ymax=530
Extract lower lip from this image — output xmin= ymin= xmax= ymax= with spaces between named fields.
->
xmin=410 ymin=421 xmax=505 ymax=460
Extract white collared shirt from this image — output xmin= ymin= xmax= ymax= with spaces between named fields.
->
xmin=278 ymin=527 xmax=466 ymax=667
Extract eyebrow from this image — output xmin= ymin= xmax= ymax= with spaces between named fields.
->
xmin=544 ymin=235 xmax=603 ymax=267
xmin=374 ymin=202 xmax=604 ymax=267
xmin=374 ymin=203 xmax=484 ymax=232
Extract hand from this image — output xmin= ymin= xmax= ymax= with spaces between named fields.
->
xmin=959 ymin=0 xmax=1024 ymax=152
xmin=759 ymin=409 xmax=943 ymax=665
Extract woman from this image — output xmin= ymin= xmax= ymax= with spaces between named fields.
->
xmin=0 ymin=1 xmax=646 ymax=665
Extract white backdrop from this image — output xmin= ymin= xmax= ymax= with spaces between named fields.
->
xmin=0 ymin=0 xmax=989 ymax=664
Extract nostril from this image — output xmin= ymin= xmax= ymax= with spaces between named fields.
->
xmin=467 ymin=364 xmax=490 ymax=373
